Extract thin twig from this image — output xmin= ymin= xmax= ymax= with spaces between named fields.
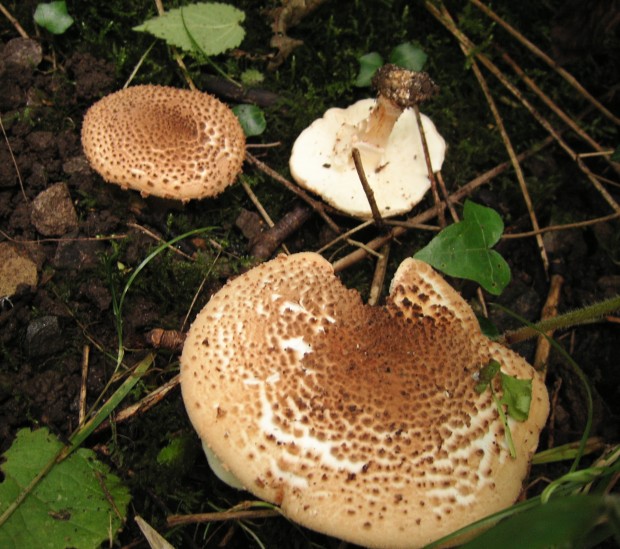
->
xmin=0 ymin=115 xmax=27 ymax=202
xmin=352 ymin=148 xmax=385 ymax=229
xmin=78 ymin=345 xmax=90 ymax=427
xmin=449 ymin=22 xmax=549 ymax=275
xmin=250 ymin=203 xmax=312 ymax=259
xmin=435 ymin=171 xmax=458 ymax=221
xmin=368 ymin=243 xmax=390 ymax=306
xmin=95 ymin=375 xmax=181 ymax=433
xmin=427 ymin=0 xmax=620 ymax=215
xmin=502 ymin=212 xmax=620 ymax=239
xmin=468 ymin=0 xmax=620 ymax=126
xmin=246 ymin=151 xmax=341 ymax=233
xmin=167 ymin=509 xmax=280 ymax=527
xmin=533 ymin=274 xmax=564 ymax=371
xmin=497 ymin=47 xmax=618 ymax=176
xmin=153 ymin=0 xmax=196 ymax=90
xmin=241 ymin=179 xmax=276 ymax=229
xmin=413 ymin=105 xmax=445 ymax=227
xmin=127 ymin=223 xmax=194 ymax=260
xmin=0 ymin=2 xmax=29 ymax=38
xmin=332 ymin=138 xmax=547 ymax=272
xmin=315 ymin=220 xmax=374 ymax=254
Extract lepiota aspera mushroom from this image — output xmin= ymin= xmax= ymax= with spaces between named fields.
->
xmin=289 ymin=65 xmax=446 ymax=218
xmin=180 ymin=252 xmax=549 ymax=548
xmin=81 ymin=85 xmax=245 ymax=201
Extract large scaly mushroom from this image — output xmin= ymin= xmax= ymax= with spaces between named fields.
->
xmin=81 ymin=85 xmax=245 ymax=201
xmin=180 ymin=252 xmax=549 ymax=549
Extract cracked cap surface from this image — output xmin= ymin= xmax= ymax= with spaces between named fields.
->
xmin=81 ymin=85 xmax=245 ymax=201
xmin=180 ymin=252 xmax=549 ymax=548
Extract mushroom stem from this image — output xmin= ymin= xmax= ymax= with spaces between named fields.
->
xmin=358 ymin=94 xmax=403 ymax=151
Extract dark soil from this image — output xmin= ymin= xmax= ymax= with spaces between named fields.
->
xmin=0 ymin=1 xmax=618 ymax=548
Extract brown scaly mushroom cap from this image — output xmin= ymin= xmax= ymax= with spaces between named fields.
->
xmin=81 ymin=85 xmax=245 ymax=201
xmin=180 ymin=253 xmax=549 ymax=549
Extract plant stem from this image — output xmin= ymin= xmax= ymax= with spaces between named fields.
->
xmin=500 ymin=295 xmax=620 ymax=345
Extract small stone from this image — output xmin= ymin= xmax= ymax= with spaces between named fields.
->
xmin=26 ymin=315 xmax=64 ymax=358
xmin=30 ymin=182 xmax=78 ymax=236
xmin=0 ymin=242 xmax=38 ymax=297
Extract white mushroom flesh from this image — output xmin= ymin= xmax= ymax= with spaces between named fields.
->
xmin=289 ymin=99 xmax=446 ymax=218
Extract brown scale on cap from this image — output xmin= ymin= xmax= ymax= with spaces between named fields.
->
xmin=180 ymin=253 xmax=549 ymax=548
xmin=81 ymin=85 xmax=245 ymax=201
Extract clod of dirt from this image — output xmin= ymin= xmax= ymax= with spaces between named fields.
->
xmin=1 ymin=37 xmax=42 ymax=70
xmin=30 ymin=182 xmax=78 ymax=236
xmin=0 ymin=242 xmax=38 ymax=297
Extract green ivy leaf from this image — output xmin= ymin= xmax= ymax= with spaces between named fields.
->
xmin=232 ymin=104 xmax=266 ymax=137
xmin=414 ymin=200 xmax=511 ymax=295
xmin=354 ymin=52 xmax=383 ymax=87
xmin=388 ymin=42 xmax=428 ymax=71
xmin=0 ymin=428 xmax=130 ymax=549
xmin=133 ymin=2 xmax=245 ymax=56
xmin=33 ymin=1 xmax=74 ymax=35
xmin=500 ymin=373 xmax=532 ymax=421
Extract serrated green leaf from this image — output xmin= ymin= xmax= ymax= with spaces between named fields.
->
xmin=33 ymin=1 xmax=74 ymax=35
xmin=354 ymin=52 xmax=383 ymax=87
xmin=232 ymin=104 xmax=266 ymax=137
xmin=414 ymin=200 xmax=511 ymax=295
xmin=500 ymin=373 xmax=532 ymax=421
xmin=0 ymin=428 xmax=130 ymax=549
xmin=389 ymin=42 xmax=428 ymax=71
xmin=133 ymin=2 xmax=245 ymax=56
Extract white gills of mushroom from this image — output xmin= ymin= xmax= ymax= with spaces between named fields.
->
xmin=81 ymin=85 xmax=246 ymax=201
xmin=289 ymin=66 xmax=446 ymax=218
xmin=180 ymin=252 xmax=549 ymax=549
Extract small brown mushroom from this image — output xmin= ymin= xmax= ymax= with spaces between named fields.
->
xmin=81 ymin=85 xmax=245 ymax=201
xmin=180 ymin=252 xmax=549 ymax=548
xmin=289 ymin=66 xmax=445 ymax=218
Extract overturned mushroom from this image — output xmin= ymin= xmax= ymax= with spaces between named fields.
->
xmin=180 ymin=252 xmax=549 ymax=549
xmin=81 ymin=85 xmax=245 ymax=201
xmin=289 ymin=65 xmax=446 ymax=218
